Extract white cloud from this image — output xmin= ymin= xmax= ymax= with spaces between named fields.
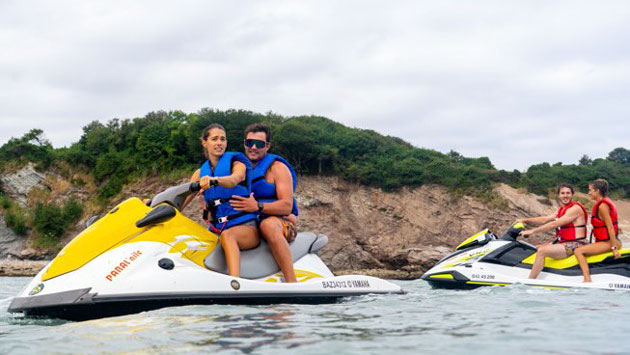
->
xmin=1 ymin=0 xmax=630 ymax=170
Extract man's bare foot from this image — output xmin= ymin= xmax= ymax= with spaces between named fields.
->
xmin=583 ymin=277 xmax=592 ymax=283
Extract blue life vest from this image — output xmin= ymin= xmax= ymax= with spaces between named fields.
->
xmin=200 ymin=152 xmax=257 ymax=231
xmin=251 ymin=154 xmax=299 ymax=217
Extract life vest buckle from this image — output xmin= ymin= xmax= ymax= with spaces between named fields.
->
xmin=217 ymin=216 xmax=228 ymax=224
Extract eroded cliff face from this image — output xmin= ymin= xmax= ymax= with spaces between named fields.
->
xmin=0 ymin=163 xmax=46 ymax=206
xmin=113 ymin=176 xmax=559 ymax=278
xmin=292 ymin=177 xmax=558 ymax=278
xmin=4 ymin=171 xmax=630 ymax=278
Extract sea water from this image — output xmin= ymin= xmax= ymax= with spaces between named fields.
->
xmin=1 ymin=276 xmax=629 ymax=354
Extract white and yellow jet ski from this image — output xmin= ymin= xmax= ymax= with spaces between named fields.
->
xmin=8 ymin=182 xmax=402 ymax=321
xmin=422 ymin=224 xmax=630 ymax=290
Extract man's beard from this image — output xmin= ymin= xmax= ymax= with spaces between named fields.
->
xmin=248 ymin=154 xmax=264 ymax=164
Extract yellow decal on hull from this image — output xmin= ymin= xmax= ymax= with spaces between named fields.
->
xmin=522 ymin=249 xmax=630 ymax=269
xmin=441 ymin=249 xmax=491 ymax=268
xmin=43 ymin=198 xmax=219 ymax=281
xmin=429 ymin=274 xmax=454 ymax=280
xmin=466 ymin=281 xmax=510 ymax=286
xmin=264 ymin=270 xmax=324 ymax=283
xmin=456 ymin=229 xmax=489 ymax=250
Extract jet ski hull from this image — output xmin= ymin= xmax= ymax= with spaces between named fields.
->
xmin=9 ymin=241 xmax=402 ymax=321
xmin=8 ymin=188 xmax=403 ymax=321
xmin=10 ymin=289 xmax=374 ymax=321
xmin=422 ymin=228 xmax=630 ymax=291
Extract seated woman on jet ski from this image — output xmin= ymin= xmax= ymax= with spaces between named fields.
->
xmin=182 ymin=123 xmax=260 ymax=278
xmin=519 ymin=184 xmax=588 ymax=279
xmin=574 ymin=179 xmax=621 ymax=282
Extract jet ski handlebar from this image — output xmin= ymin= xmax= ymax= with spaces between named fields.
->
xmin=189 ymin=181 xmax=201 ymax=192
xmin=149 ymin=181 xmax=202 ymax=211
xmin=499 ymin=223 xmax=527 ymax=242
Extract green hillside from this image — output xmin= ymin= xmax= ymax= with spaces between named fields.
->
xmin=2 ymin=108 xmax=630 ymax=202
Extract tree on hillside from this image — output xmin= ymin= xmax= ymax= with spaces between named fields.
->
xmin=447 ymin=150 xmax=464 ymax=162
xmin=316 ymin=145 xmax=339 ymax=174
xmin=607 ymin=147 xmax=630 ymax=165
xmin=579 ymin=154 xmax=592 ymax=166
xmin=0 ymin=128 xmax=53 ymax=168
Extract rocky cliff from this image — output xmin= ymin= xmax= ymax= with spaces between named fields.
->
xmin=2 ymin=167 xmax=629 ymax=278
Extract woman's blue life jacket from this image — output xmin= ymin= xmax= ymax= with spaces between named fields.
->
xmin=200 ymin=152 xmax=257 ymax=232
xmin=251 ymin=153 xmax=299 ymax=218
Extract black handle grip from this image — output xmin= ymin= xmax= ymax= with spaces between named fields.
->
xmin=189 ymin=181 xmax=201 ymax=192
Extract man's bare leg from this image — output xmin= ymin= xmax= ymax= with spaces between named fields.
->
xmin=260 ymin=217 xmax=297 ymax=282
xmin=529 ymin=244 xmax=567 ymax=279
xmin=220 ymin=225 xmax=260 ymax=277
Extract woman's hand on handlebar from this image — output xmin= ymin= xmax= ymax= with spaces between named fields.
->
xmin=199 ymin=176 xmax=218 ymax=189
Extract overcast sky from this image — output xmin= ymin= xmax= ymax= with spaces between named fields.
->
xmin=1 ymin=1 xmax=629 ymax=171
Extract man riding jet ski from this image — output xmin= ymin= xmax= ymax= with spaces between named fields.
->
xmin=8 ymin=182 xmax=403 ymax=321
xmin=422 ymin=223 xmax=630 ymax=290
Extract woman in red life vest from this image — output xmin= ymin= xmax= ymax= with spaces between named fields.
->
xmin=519 ymin=184 xmax=588 ymax=279
xmin=574 ymin=179 xmax=621 ymax=282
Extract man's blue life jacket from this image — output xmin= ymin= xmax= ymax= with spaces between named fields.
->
xmin=251 ymin=153 xmax=299 ymax=217
xmin=200 ymin=152 xmax=257 ymax=231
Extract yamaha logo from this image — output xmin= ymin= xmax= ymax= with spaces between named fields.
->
xmin=230 ymin=280 xmax=241 ymax=290
xmin=29 ymin=283 xmax=44 ymax=296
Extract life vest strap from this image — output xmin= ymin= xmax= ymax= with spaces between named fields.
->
xmin=202 ymin=195 xmax=250 ymax=223
xmin=559 ymin=225 xmax=586 ymax=229
xmin=593 ymin=222 xmax=618 ymax=229
xmin=210 ymin=198 xmax=232 ymax=207
xmin=252 ymin=176 xmax=265 ymax=183
xmin=216 ymin=211 xmax=251 ymax=224
xmin=557 ymin=236 xmax=587 ymax=244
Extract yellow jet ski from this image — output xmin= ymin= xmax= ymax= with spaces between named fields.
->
xmin=8 ymin=182 xmax=403 ymax=321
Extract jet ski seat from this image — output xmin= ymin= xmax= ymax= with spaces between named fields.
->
xmin=204 ymin=232 xmax=328 ymax=279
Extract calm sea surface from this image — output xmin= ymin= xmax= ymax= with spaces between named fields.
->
xmin=2 ymin=276 xmax=630 ymax=354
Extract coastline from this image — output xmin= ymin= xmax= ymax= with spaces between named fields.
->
xmin=0 ymin=259 xmax=48 ymax=277
xmin=0 ymin=261 xmax=424 ymax=279
xmin=2 ymin=237 xmax=629 ymax=278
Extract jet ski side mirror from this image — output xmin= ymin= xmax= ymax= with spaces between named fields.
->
xmin=85 ymin=214 xmax=102 ymax=228
xmin=136 ymin=204 xmax=177 ymax=228
xmin=456 ymin=229 xmax=494 ymax=250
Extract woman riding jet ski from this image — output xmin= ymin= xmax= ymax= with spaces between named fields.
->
xmin=8 ymin=181 xmax=403 ymax=321
xmin=422 ymin=223 xmax=630 ymax=290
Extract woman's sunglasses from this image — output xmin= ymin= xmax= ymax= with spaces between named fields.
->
xmin=244 ymin=139 xmax=268 ymax=149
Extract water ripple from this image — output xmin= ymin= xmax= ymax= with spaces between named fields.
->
xmin=2 ymin=277 xmax=630 ymax=354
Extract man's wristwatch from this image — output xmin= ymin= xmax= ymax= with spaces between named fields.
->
xmin=210 ymin=178 xmax=219 ymax=186
xmin=257 ymin=201 xmax=264 ymax=212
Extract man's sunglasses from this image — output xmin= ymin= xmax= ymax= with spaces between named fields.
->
xmin=244 ymin=139 xmax=268 ymax=149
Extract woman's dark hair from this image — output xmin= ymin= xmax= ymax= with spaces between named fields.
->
xmin=244 ymin=123 xmax=272 ymax=142
xmin=201 ymin=124 xmax=226 ymax=159
xmin=590 ymin=179 xmax=609 ymax=196
xmin=556 ymin=183 xmax=574 ymax=194
xmin=201 ymin=123 xmax=226 ymax=141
